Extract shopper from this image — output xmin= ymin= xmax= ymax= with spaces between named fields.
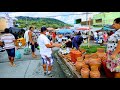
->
xmin=28 ymin=26 xmax=37 ymax=58
xmin=52 ymin=31 xmax=56 ymax=43
xmin=37 ymin=27 xmax=61 ymax=75
xmin=0 ymin=28 xmax=17 ymax=66
xmin=103 ymin=31 xmax=108 ymax=44
xmin=106 ymin=18 xmax=120 ymax=78
xmin=24 ymin=28 xmax=30 ymax=47
xmin=93 ymin=31 xmax=98 ymax=43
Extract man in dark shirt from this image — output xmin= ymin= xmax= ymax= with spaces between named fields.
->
xmin=72 ymin=32 xmax=83 ymax=52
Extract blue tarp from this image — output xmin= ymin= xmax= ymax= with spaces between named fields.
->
xmin=56 ymin=29 xmax=73 ymax=34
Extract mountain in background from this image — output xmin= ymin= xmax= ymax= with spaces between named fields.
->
xmin=15 ymin=16 xmax=73 ymax=29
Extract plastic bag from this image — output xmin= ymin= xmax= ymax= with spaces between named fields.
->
xmin=15 ymin=50 xmax=21 ymax=59
xmin=24 ymin=47 xmax=31 ymax=55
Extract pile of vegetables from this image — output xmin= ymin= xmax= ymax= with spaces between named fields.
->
xmin=80 ymin=45 xmax=106 ymax=54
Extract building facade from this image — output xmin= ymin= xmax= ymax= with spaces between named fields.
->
xmin=0 ymin=17 xmax=7 ymax=32
xmin=92 ymin=12 xmax=120 ymax=27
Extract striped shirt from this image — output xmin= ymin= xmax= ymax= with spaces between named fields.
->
xmin=0 ymin=33 xmax=15 ymax=49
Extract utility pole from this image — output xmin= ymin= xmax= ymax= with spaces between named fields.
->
xmin=103 ymin=12 xmax=105 ymax=26
xmin=81 ymin=12 xmax=92 ymax=26
xmin=82 ymin=12 xmax=92 ymax=47
xmin=88 ymin=17 xmax=91 ymax=48
xmin=86 ymin=12 xmax=88 ymax=26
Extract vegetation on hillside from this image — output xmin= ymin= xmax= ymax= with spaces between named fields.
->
xmin=15 ymin=16 xmax=73 ymax=29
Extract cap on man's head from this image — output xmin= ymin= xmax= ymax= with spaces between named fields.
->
xmin=41 ymin=27 xmax=47 ymax=32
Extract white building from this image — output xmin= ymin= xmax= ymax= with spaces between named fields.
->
xmin=0 ymin=13 xmax=16 ymax=31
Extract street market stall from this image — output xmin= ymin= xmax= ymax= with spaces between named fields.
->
xmin=56 ymin=45 xmax=107 ymax=78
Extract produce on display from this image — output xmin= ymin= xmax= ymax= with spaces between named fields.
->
xmin=58 ymin=45 xmax=107 ymax=78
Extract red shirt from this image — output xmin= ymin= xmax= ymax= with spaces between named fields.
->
xmin=52 ymin=32 xmax=56 ymax=38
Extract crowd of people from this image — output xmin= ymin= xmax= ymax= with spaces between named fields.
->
xmin=0 ymin=17 xmax=120 ymax=77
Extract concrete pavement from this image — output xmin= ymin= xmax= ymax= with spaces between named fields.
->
xmin=0 ymin=47 xmax=66 ymax=78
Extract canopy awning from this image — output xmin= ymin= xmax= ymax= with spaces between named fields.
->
xmin=56 ymin=29 xmax=73 ymax=34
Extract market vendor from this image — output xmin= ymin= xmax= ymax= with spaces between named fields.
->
xmin=106 ymin=18 xmax=120 ymax=78
xmin=72 ymin=31 xmax=83 ymax=52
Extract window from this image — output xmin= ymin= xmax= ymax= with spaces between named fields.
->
xmin=75 ymin=19 xmax=82 ymax=24
xmin=96 ymin=19 xmax=102 ymax=23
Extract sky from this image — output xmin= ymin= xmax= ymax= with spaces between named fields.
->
xmin=0 ymin=12 xmax=100 ymax=25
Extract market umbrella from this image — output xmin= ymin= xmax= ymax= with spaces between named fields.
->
xmin=56 ymin=29 xmax=73 ymax=34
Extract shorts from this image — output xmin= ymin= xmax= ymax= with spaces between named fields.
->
xmin=6 ymin=48 xmax=15 ymax=57
xmin=41 ymin=55 xmax=54 ymax=66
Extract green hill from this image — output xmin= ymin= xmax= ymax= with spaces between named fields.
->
xmin=15 ymin=16 xmax=73 ymax=29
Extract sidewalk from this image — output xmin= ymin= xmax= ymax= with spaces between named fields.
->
xmin=0 ymin=47 xmax=65 ymax=78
